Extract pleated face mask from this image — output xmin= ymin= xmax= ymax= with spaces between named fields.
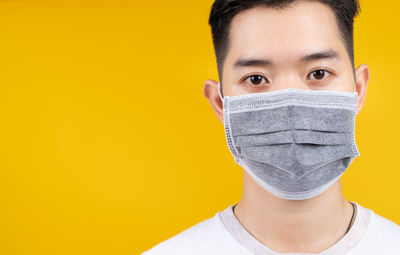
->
xmin=218 ymin=82 xmax=360 ymax=200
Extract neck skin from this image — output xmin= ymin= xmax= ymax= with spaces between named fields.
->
xmin=233 ymin=171 xmax=354 ymax=253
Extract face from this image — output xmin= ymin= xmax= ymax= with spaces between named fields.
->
xmin=204 ymin=1 xmax=370 ymax=124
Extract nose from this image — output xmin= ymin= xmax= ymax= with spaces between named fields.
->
xmin=269 ymin=74 xmax=310 ymax=92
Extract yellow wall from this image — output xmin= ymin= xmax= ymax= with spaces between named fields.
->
xmin=0 ymin=0 xmax=398 ymax=254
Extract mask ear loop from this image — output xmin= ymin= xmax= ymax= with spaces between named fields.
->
xmin=353 ymin=69 xmax=358 ymax=96
xmin=218 ymin=82 xmax=224 ymax=101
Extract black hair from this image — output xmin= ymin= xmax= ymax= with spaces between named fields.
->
xmin=208 ymin=0 xmax=361 ymax=83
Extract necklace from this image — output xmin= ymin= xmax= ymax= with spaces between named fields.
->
xmin=344 ymin=201 xmax=357 ymax=235
xmin=232 ymin=201 xmax=357 ymax=235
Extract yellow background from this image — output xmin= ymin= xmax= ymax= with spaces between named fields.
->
xmin=0 ymin=0 xmax=398 ymax=254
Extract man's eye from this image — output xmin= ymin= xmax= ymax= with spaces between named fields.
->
xmin=244 ymin=75 xmax=268 ymax=85
xmin=308 ymin=69 xmax=330 ymax=80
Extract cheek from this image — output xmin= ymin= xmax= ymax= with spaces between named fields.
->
xmin=331 ymin=70 xmax=355 ymax=92
xmin=220 ymin=75 xmax=245 ymax=97
xmin=230 ymin=81 xmax=252 ymax=96
xmin=220 ymin=69 xmax=246 ymax=96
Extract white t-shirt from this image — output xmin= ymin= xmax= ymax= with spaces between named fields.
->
xmin=141 ymin=201 xmax=400 ymax=254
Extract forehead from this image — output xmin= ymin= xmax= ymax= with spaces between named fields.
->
xmin=227 ymin=1 xmax=345 ymax=64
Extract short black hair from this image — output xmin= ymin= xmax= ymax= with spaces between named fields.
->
xmin=208 ymin=0 xmax=361 ymax=82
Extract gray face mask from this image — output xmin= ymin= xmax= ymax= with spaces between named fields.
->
xmin=217 ymin=82 xmax=360 ymax=200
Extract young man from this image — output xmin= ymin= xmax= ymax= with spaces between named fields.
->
xmin=142 ymin=0 xmax=400 ymax=254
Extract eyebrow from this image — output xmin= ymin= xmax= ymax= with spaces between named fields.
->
xmin=233 ymin=49 xmax=340 ymax=69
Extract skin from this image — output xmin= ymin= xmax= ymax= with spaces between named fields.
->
xmin=203 ymin=1 xmax=370 ymax=253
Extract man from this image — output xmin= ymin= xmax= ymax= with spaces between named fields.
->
xmin=142 ymin=0 xmax=400 ymax=254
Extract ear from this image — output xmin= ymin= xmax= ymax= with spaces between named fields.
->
xmin=354 ymin=64 xmax=370 ymax=115
xmin=203 ymin=79 xmax=224 ymax=124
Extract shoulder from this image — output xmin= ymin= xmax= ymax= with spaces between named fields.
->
xmin=369 ymin=210 xmax=400 ymax=240
xmin=140 ymin=211 xmax=237 ymax=255
xmin=353 ymin=204 xmax=400 ymax=254
xmin=140 ymin=217 xmax=215 ymax=254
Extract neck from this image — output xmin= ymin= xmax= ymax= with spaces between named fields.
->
xmin=234 ymin=171 xmax=354 ymax=253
